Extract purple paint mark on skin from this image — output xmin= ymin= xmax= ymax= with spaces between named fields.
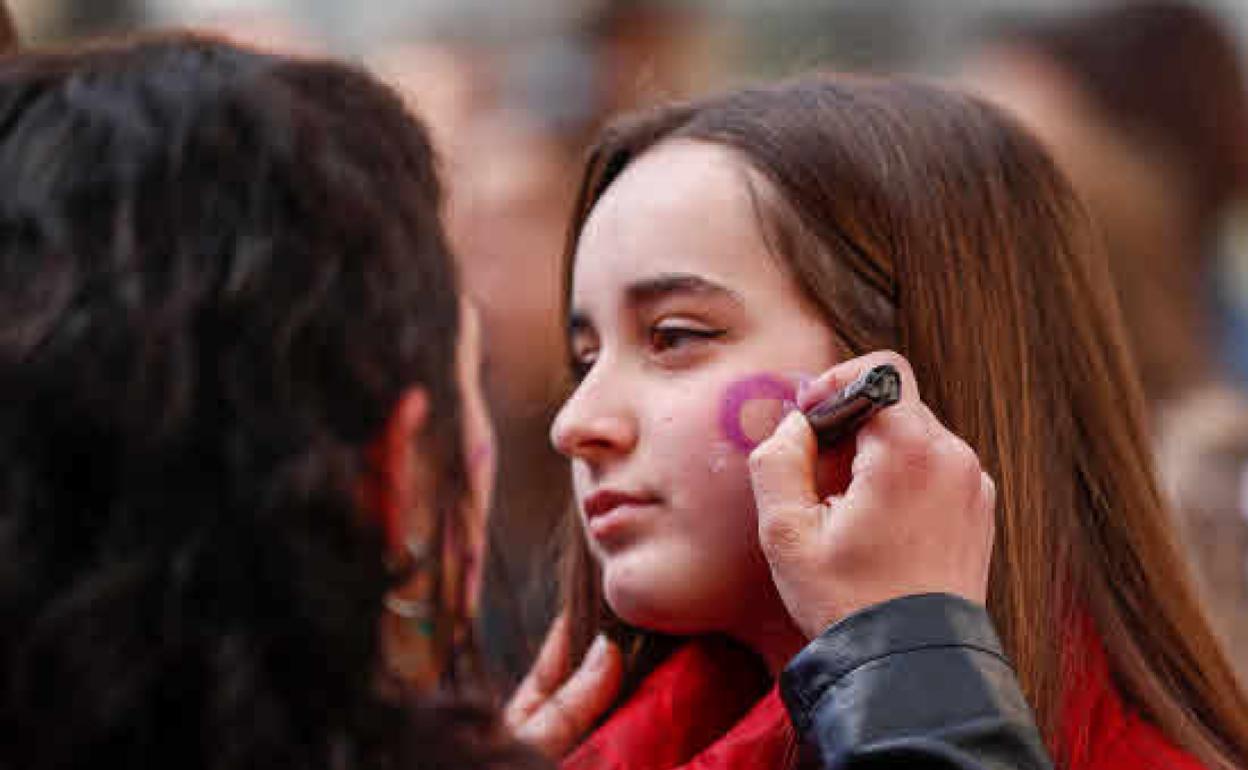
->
xmin=718 ymin=373 xmax=797 ymax=452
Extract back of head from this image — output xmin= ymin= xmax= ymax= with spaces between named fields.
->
xmin=565 ymin=74 xmax=1248 ymax=768
xmin=0 ymin=2 xmax=16 ymax=52
xmin=996 ymin=0 xmax=1248 ymax=225
xmin=0 ymin=34 xmax=485 ymax=770
xmin=979 ymin=1 xmax=1248 ymax=403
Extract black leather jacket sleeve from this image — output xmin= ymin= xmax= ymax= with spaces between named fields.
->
xmin=779 ymin=593 xmax=1054 ymax=770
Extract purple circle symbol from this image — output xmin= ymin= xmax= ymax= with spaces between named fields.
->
xmin=718 ymin=373 xmax=796 ymax=452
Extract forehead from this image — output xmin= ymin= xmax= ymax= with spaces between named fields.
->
xmin=571 ymin=139 xmax=792 ymax=304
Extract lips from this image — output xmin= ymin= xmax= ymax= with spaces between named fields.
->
xmin=582 ymin=489 xmax=659 ymax=520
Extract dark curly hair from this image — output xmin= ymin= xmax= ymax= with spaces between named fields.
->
xmin=0 ymin=33 xmax=541 ymax=770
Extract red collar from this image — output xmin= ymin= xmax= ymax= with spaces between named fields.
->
xmin=563 ymin=622 xmax=1208 ymax=770
xmin=1060 ymin=614 xmax=1207 ymax=770
xmin=562 ymin=638 xmax=796 ymax=770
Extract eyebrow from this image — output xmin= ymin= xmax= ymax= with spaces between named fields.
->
xmin=568 ymin=273 xmax=745 ymax=336
xmin=624 ymin=273 xmax=745 ymax=310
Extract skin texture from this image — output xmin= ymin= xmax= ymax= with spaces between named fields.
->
xmin=551 ymin=140 xmax=842 ymax=673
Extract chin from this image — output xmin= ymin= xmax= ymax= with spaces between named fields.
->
xmin=601 ymin=562 xmax=714 ymax=635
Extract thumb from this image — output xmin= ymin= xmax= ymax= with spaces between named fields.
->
xmin=749 ymin=410 xmax=821 ymax=528
xmin=514 ymin=635 xmax=623 ymax=758
xmin=504 ymin=613 xmax=571 ymax=729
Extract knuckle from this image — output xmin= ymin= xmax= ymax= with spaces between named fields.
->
xmin=746 ymin=449 xmax=771 ymax=478
xmin=748 ymin=437 xmax=792 ymax=471
xmin=980 ymin=470 xmax=997 ymax=500
xmin=887 ymin=424 xmax=938 ymax=476
xmin=978 ymin=472 xmax=999 ymax=517
xmin=938 ymin=436 xmax=981 ymax=480
xmin=758 ymin=511 xmax=805 ymax=554
xmin=884 ymin=405 xmax=929 ymax=446
xmin=895 ymin=444 xmax=934 ymax=478
xmin=870 ymin=348 xmax=905 ymax=368
xmin=949 ymin=434 xmax=975 ymax=463
xmin=543 ymin=693 xmax=583 ymax=746
xmin=939 ymin=440 xmax=983 ymax=505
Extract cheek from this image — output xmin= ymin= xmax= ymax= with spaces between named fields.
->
xmin=717 ymin=373 xmax=800 ymax=454
xmin=652 ymin=393 xmax=743 ymax=477
xmin=650 ymin=394 xmax=759 ymax=538
xmin=594 ymin=387 xmax=783 ymax=632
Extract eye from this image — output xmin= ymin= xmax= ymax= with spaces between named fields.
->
xmin=648 ymin=320 xmax=726 ymax=355
xmin=569 ymin=337 xmax=599 ymax=381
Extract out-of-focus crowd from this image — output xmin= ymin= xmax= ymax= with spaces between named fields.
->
xmin=14 ymin=0 xmax=1248 ymax=690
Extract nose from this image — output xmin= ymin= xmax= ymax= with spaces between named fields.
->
xmin=550 ymin=368 xmax=638 ymax=464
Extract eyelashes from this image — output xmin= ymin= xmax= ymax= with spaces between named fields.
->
xmin=569 ymin=353 xmax=594 ymax=382
xmin=568 ymin=322 xmax=727 ymax=381
xmin=648 ymin=324 xmax=726 ymax=354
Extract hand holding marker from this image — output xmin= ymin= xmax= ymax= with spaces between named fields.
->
xmin=750 ymin=353 xmax=997 ymax=638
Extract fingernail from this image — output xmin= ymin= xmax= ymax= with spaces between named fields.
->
xmin=586 ymin=634 xmax=609 ymax=668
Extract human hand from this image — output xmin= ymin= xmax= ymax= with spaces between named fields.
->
xmin=503 ymin=614 xmax=623 ymax=758
xmin=748 ymin=351 xmax=996 ymax=639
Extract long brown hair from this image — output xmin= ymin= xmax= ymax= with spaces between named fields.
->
xmin=559 ymin=74 xmax=1248 ymax=769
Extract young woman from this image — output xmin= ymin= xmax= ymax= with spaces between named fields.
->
xmin=0 ymin=34 xmax=1047 ymax=770
xmin=553 ymin=74 xmax=1248 ymax=770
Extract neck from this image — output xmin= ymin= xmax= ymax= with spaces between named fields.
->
xmin=731 ymin=603 xmax=809 ymax=679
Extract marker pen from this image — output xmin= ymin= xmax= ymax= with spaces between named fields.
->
xmin=805 ymin=364 xmax=902 ymax=449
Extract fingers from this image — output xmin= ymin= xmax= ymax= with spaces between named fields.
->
xmin=505 ymin=613 xmax=625 ymax=758
xmin=510 ymin=634 xmax=623 ymax=758
xmin=850 ymin=400 xmax=943 ymax=483
xmin=749 ymin=410 xmax=820 ymax=514
xmin=796 ymin=350 xmax=920 ymax=412
xmin=850 ymin=400 xmax=982 ymax=514
xmin=749 ymin=411 xmax=822 ymax=555
xmin=504 ymin=613 xmax=571 ymax=728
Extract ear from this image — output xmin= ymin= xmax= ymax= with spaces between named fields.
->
xmin=372 ymin=387 xmax=430 ymax=556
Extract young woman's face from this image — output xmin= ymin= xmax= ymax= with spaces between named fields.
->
xmin=552 ymin=140 xmax=842 ymax=645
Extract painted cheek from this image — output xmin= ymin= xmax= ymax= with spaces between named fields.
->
xmin=718 ymin=373 xmax=806 ymax=453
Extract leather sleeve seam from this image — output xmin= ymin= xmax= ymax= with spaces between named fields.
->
xmin=791 ymin=643 xmax=1016 ymax=734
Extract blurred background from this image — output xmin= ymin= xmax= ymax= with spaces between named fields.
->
xmin=17 ymin=0 xmax=1248 ymax=686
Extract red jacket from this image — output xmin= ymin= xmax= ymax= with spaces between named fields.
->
xmin=562 ymin=629 xmax=1208 ymax=770
xmin=1060 ymin=617 xmax=1207 ymax=770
